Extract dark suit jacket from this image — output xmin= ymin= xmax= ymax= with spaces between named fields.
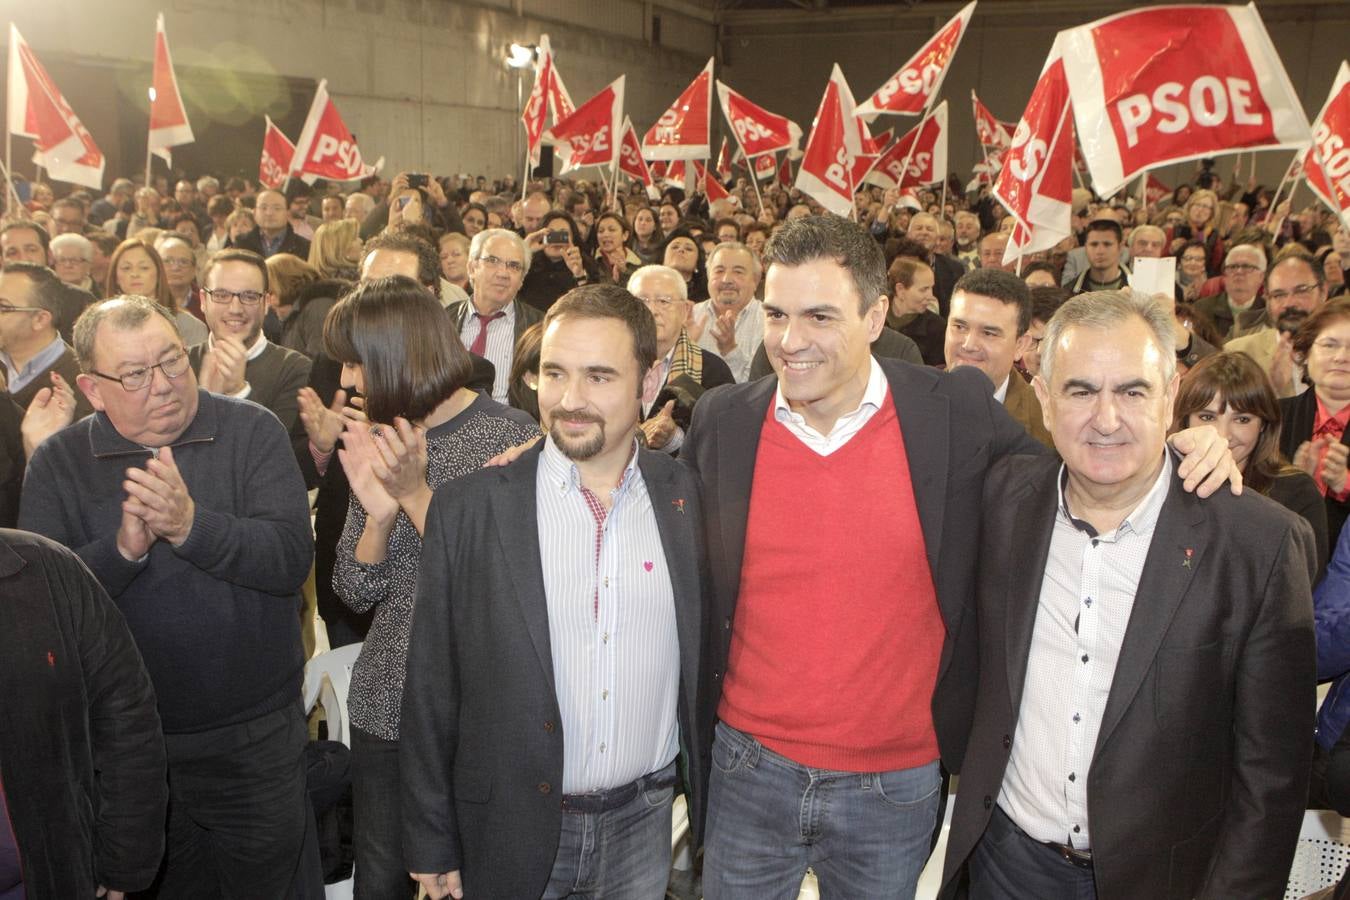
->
xmin=399 ymin=445 xmax=708 ymax=900
xmin=940 ymin=454 xmax=1316 ymax=900
xmin=683 ymin=359 xmax=1044 ymax=773
xmin=445 ymin=297 xmax=542 ymax=343
xmin=226 ymin=223 xmax=311 ymax=260
xmin=1280 ymin=389 xmax=1350 ymax=550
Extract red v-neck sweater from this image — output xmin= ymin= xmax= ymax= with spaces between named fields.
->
xmin=717 ymin=395 xmax=943 ymax=772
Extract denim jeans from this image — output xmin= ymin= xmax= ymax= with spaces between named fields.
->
xmin=703 ymin=722 xmax=940 ymax=900
xmin=350 ymin=726 xmax=416 ymax=899
xmin=540 ymin=762 xmax=675 ymax=899
xmin=968 ymin=806 xmax=1097 ymax=900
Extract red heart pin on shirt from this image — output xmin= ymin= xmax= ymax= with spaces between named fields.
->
xmin=643 ymin=561 xmax=654 ymax=572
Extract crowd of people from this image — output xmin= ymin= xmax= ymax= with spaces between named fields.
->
xmin=1 ymin=152 xmax=1349 ymax=900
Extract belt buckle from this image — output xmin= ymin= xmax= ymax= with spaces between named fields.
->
xmin=1048 ymin=841 xmax=1093 ymax=870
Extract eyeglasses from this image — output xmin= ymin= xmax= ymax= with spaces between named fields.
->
xmin=1313 ymin=339 xmax=1350 ymax=355
xmin=477 ymin=254 xmax=524 ymax=274
xmin=90 ymin=350 xmax=191 ymax=391
xmin=0 ymin=302 xmax=42 ymax=314
xmin=637 ymin=295 xmax=683 ymax=310
xmin=1268 ymin=283 xmax=1321 ymax=303
xmin=52 ymin=255 xmax=90 ymax=266
xmin=163 ymin=257 xmax=196 ymax=269
xmin=203 ymin=288 xmax=265 ymax=306
xmin=1223 ymin=263 xmax=1262 ymax=274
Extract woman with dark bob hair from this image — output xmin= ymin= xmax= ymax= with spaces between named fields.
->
xmin=1173 ymin=351 xmax=1327 ymax=570
xmin=325 ymin=275 xmax=539 ymax=898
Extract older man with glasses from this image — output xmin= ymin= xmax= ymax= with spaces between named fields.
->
xmin=19 ymin=293 xmax=319 ymax=898
xmin=50 ymin=232 xmax=100 ymax=298
xmin=1228 ymin=251 xmax=1329 ymax=398
xmin=186 ymin=249 xmax=311 ymax=434
xmin=1195 ymin=243 xmax=1268 ymax=340
xmin=446 ymin=227 xmax=542 ymax=405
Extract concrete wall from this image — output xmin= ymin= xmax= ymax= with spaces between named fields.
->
xmin=720 ymin=1 xmax=1350 ymax=199
xmin=4 ymin=0 xmax=716 ymax=184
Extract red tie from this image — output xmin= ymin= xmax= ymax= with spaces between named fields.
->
xmin=469 ymin=311 xmax=505 ymax=356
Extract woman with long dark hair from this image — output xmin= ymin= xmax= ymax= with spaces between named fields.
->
xmin=327 ymin=275 xmax=538 ymax=898
xmin=1173 ymin=351 xmax=1327 ymax=569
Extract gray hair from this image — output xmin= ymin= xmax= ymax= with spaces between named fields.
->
xmin=707 ymin=241 xmax=763 ymax=280
xmin=1224 ymin=242 xmax=1268 ymax=270
xmin=1039 ymin=289 xmax=1176 ymax=387
xmin=73 ymin=295 xmax=180 ymax=372
xmin=469 ymin=227 xmax=532 ymax=272
xmin=50 ymin=232 xmax=93 ymax=261
xmin=628 ymin=264 xmax=688 ymax=300
xmin=196 ymin=175 xmax=220 ymax=193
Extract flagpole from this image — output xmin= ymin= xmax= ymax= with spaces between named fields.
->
xmin=0 ymin=151 xmax=20 ymax=218
xmin=747 ymin=156 xmax=765 ymax=215
xmin=1265 ymin=154 xmax=1298 ymax=232
xmin=145 ymin=147 xmax=152 ymax=191
xmin=4 ymin=128 xmax=15 ymax=217
xmin=895 ymin=104 xmax=937 ymax=211
xmin=940 ymin=176 xmax=949 ymax=219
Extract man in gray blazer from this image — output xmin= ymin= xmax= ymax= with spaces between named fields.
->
xmin=445 ymin=227 xmax=543 ymax=405
xmin=941 ymin=290 xmax=1316 ymax=900
xmin=400 ymin=284 xmax=707 ymax=900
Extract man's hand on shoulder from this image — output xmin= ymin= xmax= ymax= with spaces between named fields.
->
xmin=1168 ymin=423 xmax=1243 ymax=497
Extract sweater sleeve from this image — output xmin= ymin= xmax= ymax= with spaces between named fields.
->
xmin=52 ymin=546 xmax=168 ymax=892
xmin=19 ymin=442 xmax=150 ymax=597
xmin=170 ymin=407 xmax=314 ymax=595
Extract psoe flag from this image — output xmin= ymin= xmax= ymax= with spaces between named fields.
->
xmin=1059 ymin=3 xmax=1309 ymax=196
xmin=795 ymin=64 xmax=865 ymax=218
xmin=259 ymin=116 xmax=296 ymax=190
xmin=7 ymin=24 xmax=105 ymax=189
xmin=643 ymin=58 xmax=713 ymax=161
xmin=290 ymin=80 xmax=382 ymax=182
xmin=1303 ymin=61 xmax=1350 ymax=232
xmin=543 ymin=76 xmax=624 ymax=173
xmin=855 ymin=1 xmax=976 ymax=118
xmin=148 ymin=13 xmax=194 ymax=166
xmin=864 ymin=101 xmax=948 ymax=190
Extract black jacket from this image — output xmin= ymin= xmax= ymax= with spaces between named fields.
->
xmin=0 ymin=530 xmax=167 ymax=898
xmin=228 ymin=223 xmax=311 ymax=260
xmin=519 ymin=253 xmax=599 ymax=313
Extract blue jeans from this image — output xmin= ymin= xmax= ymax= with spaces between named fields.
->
xmin=704 ymin=722 xmax=940 ymax=900
xmin=540 ymin=762 xmax=675 ymax=899
xmin=969 ymin=807 xmax=1097 ymax=900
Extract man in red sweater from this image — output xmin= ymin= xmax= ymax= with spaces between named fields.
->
xmin=682 ymin=216 xmax=1240 ymax=898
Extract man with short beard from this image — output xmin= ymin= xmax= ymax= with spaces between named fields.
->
xmin=400 ymin=283 xmax=707 ymax=900
xmin=691 ymin=243 xmax=763 ymax=383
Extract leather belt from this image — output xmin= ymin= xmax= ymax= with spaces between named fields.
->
xmin=1042 ymin=839 xmax=1094 ymax=870
xmin=561 ymin=767 xmax=677 ymax=814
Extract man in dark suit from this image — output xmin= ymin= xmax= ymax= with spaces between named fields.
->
xmin=445 ymin=227 xmax=543 ymax=406
xmin=940 ymin=290 xmax=1315 ymax=900
xmin=400 ymin=284 xmax=707 ymax=900
xmin=226 ymin=189 xmax=311 ymax=260
xmin=684 ymin=218 xmax=1239 ymax=899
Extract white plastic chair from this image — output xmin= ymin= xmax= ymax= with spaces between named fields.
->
xmin=303 ymin=642 xmax=362 ymax=748
xmin=1287 ymin=809 xmax=1350 ymax=899
xmin=302 ymin=642 xmax=363 ymax=900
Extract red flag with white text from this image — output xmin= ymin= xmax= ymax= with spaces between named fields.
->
xmin=148 ymin=13 xmax=194 ymax=166
xmin=259 ymin=115 xmax=295 ymax=190
xmin=547 ymin=38 xmax=576 ymax=122
xmin=291 ymin=80 xmax=382 ymax=182
xmin=543 ymin=77 xmax=625 ymax=173
xmin=643 ymin=59 xmax=713 ymax=161
xmin=972 ymin=91 xmax=1011 ymax=149
xmin=753 ymin=153 xmax=777 ymax=182
xmin=995 ymin=40 xmax=1076 ymax=263
xmin=777 ymin=155 xmax=793 ymax=188
xmin=717 ymin=81 xmax=803 ymax=159
xmin=856 ymin=1 xmax=976 ymax=118
xmin=7 ymin=24 xmax=105 ymax=189
xmin=693 ymin=161 xmax=730 ymax=201
xmin=1059 ymin=3 xmax=1310 ymax=196
xmin=521 ymin=37 xmax=555 ymax=166
xmin=1302 ymin=61 xmax=1350 ymax=231
xmin=864 ymin=101 xmax=948 ymax=190
xmin=796 ymin=64 xmax=866 ymax=217
xmin=617 ymin=117 xmax=658 ymax=198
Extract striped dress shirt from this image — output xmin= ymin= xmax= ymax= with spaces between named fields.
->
xmin=458 ymin=300 xmax=517 ymax=403
xmin=536 ymin=436 xmax=680 ymax=794
xmin=999 ymin=454 xmax=1172 ymax=849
